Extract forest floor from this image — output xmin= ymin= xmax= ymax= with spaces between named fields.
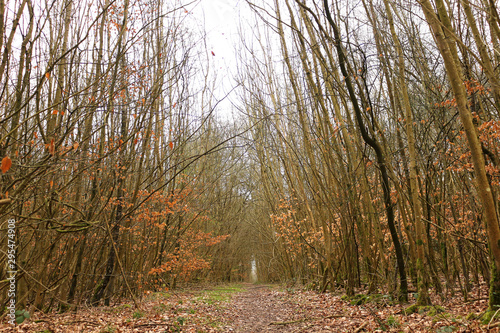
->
xmin=0 ymin=282 xmax=497 ymax=332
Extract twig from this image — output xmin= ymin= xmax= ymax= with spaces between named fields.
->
xmin=270 ymin=314 xmax=345 ymax=325
xmin=354 ymin=321 xmax=368 ymax=332
xmin=465 ymin=297 xmax=489 ymax=303
xmin=63 ymin=320 xmax=100 ymax=326
xmin=0 ymin=198 xmax=11 ymax=205
xmin=134 ymin=322 xmax=170 ymax=328
xmin=487 ymin=321 xmax=500 ymax=329
xmin=488 ymin=307 xmax=500 ymax=329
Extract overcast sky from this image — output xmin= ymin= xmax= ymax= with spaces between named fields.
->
xmin=186 ymin=0 xmax=250 ymax=120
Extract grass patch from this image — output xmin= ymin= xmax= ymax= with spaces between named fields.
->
xmin=196 ymin=284 xmax=244 ymax=305
xmin=148 ymin=291 xmax=172 ymax=301
xmin=132 ymin=310 xmax=144 ymax=319
xmin=386 ymin=315 xmax=400 ymax=327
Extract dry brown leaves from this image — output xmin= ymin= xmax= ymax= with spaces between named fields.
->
xmin=0 ymin=283 xmax=495 ymax=332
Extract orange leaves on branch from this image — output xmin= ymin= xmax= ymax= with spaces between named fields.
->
xmin=148 ymin=230 xmax=229 ymax=280
xmin=1 ymin=156 xmax=12 ymax=173
xmin=45 ymin=72 xmax=50 ymax=79
xmin=435 ymin=98 xmax=457 ymax=108
xmin=73 ymin=142 xmax=79 ymax=150
xmin=464 ymin=79 xmax=486 ymax=95
xmin=211 ymin=51 xmax=215 ymax=56
xmin=45 ymin=139 xmax=55 ymax=155
xmin=169 ymin=141 xmax=174 ymax=150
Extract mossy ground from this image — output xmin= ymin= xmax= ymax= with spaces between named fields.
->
xmin=481 ymin=309 xmax=500 ymax=325
xmin=342 ymin=293 xmax=395 ymax=306
xmin=404 ymin=304 xmax=446 ymax=316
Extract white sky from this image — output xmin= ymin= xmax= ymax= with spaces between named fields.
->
xmin=185 ymin=0 xmax=251 ymax=120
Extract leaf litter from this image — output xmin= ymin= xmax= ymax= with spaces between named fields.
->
xmin=0 ymin=282 xmax=495 ymax=332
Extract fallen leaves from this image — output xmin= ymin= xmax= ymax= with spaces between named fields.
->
xmin=0 ymin=283 xmax=492 ymax=332
xmin=0 ymin=284 xmax=241 ymax=333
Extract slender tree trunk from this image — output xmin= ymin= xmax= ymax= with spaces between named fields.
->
xmin=92 ymin=0 xmax=129 ymax=305
xmin=381 ymin=0 xmax=430 ymax=305
xmin=321 ymin=0 xmax=408 ymax=302
xmin=419 ymin=0 xmax=500 ymax=310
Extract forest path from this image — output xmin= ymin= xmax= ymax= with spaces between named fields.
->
xmin=225 ymin=283 xmax=307 ymax=332
xmin=0 ymin=282 xmax=489 ymax=332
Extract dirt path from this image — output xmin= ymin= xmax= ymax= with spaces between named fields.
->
xmin=225 ymin=284 xmax=303 ymax=332
xmin=221 ymin=284 xmax=488 ymax=332
xmin=0 ymin=283 xmax=489 ymax=332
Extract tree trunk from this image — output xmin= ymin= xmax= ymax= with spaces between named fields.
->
xmin=419 ymin=0 xmax=500 ymax=310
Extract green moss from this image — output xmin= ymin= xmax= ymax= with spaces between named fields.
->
xmin=428 ymin=306 xmax=446 ymax=316
xmin=432 ymin=312 xmax=452 ymax=323
xmin=344 ymin=293 xmax=391 ymax=306
xmin=404 ymin=305 xmax=446 ymax=316
xmin=366 ymin=294 xmax=381 ymax=302
xmin=481 ymin=310 xmax=500 ymax=325
xmin=350 ymin=294 xmax=369 ymax=305
xmin=404 ymin=304 xmax=419 ymax=314
xmin=465 ymin=312 xmax=477 ymax=320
